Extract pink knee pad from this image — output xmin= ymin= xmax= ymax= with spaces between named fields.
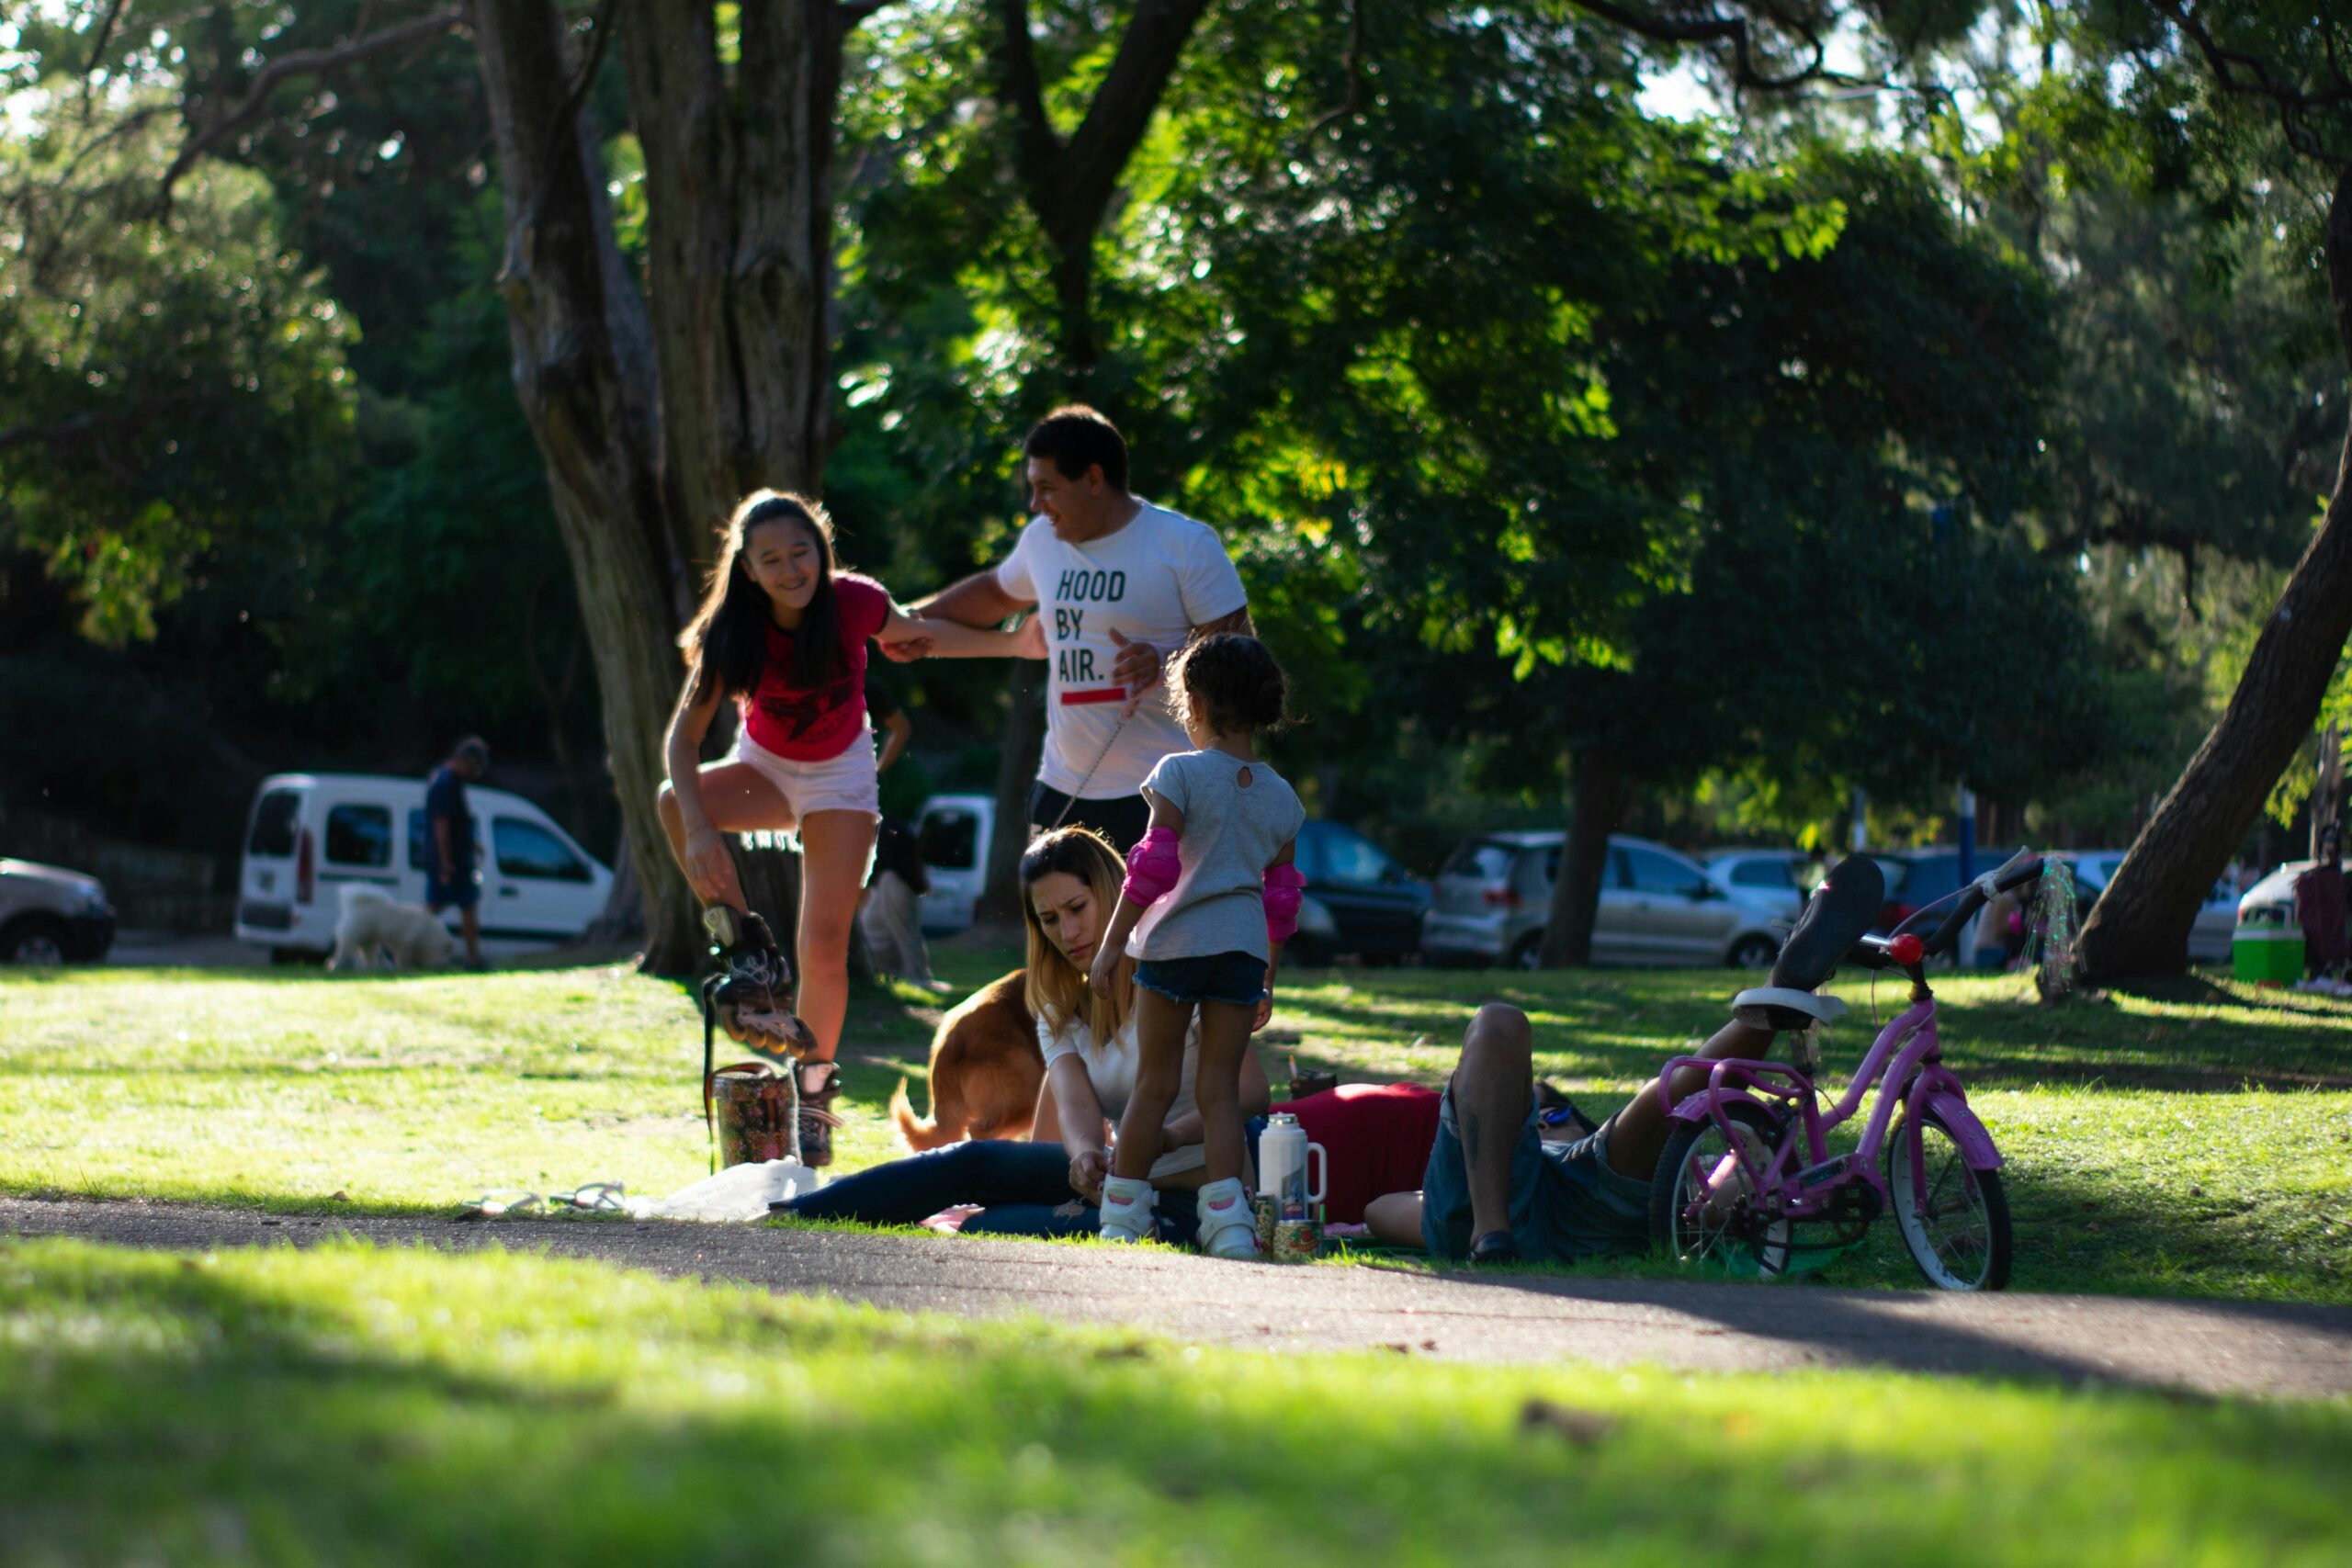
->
xmin=1263 ymin=863 xmax=1305 ymax=943
xmin=1122 ymin=827 xmax=1181 ymax=907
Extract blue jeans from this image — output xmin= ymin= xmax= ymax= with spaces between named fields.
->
xmin=777 ymin=1138 xmax=1204 ymax=1244
xmin=1419 ymin=1088 xmax=1649 ymax=1263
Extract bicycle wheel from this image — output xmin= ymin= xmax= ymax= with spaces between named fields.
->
xmin=1648 ymin=1099 xmax=1791 ymax=1278
xmin=1884 ymin=1108 xmax=2012 ymax=1291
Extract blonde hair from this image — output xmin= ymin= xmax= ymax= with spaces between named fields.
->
xmin=1019 ymin=827 xmax=1134 ymax=1046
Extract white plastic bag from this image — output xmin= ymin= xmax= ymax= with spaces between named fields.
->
xmin=650 ymin=1159 xmax=824 ymax=1223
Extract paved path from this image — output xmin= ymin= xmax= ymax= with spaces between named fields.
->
xmin=7 ymin=1196 xmax=2348 ymax=1401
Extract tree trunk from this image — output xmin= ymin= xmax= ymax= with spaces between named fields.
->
xmin=617 ymin=0 xmax=841 ymax=555
xmin=2079 ymin=163 xmax=2352 ymax=984
xmin=978 ymin=659 xmax=1046 ymax=923
xmin=473 ymin=0 xmax=702 ymax=973
xmin=1541 ymin=748 xmax=1626 ymax=968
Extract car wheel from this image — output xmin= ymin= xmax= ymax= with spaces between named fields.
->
xmin=1 ymin=916 xmax=71 ymax=965
xmin=1728 ymin=933 xmax=1779 ymax=969
xmin=1288 ymin=935 xmax=1333 ymax=967
xmin=1509 ymin=932 xmax=1544 ymax=971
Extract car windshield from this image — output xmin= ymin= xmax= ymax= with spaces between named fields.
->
xmin=1317 ymin=827 xmax=1397 ymax=886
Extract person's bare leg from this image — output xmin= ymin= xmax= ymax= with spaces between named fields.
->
xmin=1192 ymin=999 xmax=1255 ymax=1186
xmin=790 ymin=809 xmax=877 ymax=1064
xmin=656 ymin=763 xmax=795 ymax=914
xmin=459 ymin=902 xmax=481 ymax=966
xmin=1451 ymin=1002 xmax=1535 ymax=1244
xmin=1603 ymin=1015 xmax=1776 ymax=1180
xmin=1110 ymin=988 xmax=1193 ymax=1180
xmin=1364 ymin=1190 xmax=1425 ymax=1248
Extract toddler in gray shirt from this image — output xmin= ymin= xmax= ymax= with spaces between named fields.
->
xmin=1090 ymin=633 xmax=1306 ymax=1259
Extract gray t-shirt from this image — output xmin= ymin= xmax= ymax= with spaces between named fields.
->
xmin=1127 ymin=749 xmax=1306 ymax=964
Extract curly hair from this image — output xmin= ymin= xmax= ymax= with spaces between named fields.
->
xmin=1169 ymin=632 xmax=1287 ymax=739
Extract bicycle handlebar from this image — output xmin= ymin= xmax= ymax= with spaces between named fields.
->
xmin=1849 ymin=849 xmax=2045 ymax=970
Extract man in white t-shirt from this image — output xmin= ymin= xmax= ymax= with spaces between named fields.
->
xmin=889 ymin=405 xmax=1251 ymax=851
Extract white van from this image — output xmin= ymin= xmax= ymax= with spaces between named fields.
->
xmin=914 ymin=792 xmax=997 ymax=935
xmin=233 ymin=773 xmax=614 ymax=960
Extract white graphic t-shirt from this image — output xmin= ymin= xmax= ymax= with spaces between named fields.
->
xmin=995 ymin=501 xmax=1249 ymax=798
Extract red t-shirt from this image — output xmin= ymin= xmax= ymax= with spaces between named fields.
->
xmin=741 ymin=573 xmax=892 ymax=761
xmin=1268 ymin=1082 xmax=1442 ymax=1224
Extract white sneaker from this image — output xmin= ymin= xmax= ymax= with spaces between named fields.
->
xmin=1194 ymin=1178 xmax=1259 ymax=1259
xmin=1098 ymin=1176 xmax=1157 ymax=1243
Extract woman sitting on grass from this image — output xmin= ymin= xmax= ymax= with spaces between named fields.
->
xmin=776 ymin=827 xmax=1271 ymax=1241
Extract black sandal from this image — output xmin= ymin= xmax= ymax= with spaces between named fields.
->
xmin=1468 ymin=1229 xmax=1521 ymax=1265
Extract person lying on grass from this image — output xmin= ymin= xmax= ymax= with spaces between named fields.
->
xmin=1363 ymin=852 xmax=1883 ymax=1264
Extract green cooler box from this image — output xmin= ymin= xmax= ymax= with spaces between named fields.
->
xmin=2233 ymin=911 xmax=2304 ymax=984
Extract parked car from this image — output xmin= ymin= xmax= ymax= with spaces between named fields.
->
xmin=1875 ymin=847 xmax=2020 ymax=934
xmin=2058 ymin=852 xmax=2236 ymax=964
xmin=913 ymin=792 xmax=997 ymax=936
xmin=1421 ymin=831 xmax=1787 ymax=969
xmin=1285 ymin=819 xmax=1430 ymax=965
xmin=0 ymin=858 xmax=117 ymax=964
xmin=233 ymin=773 xmax=612 ymax=961
xmin=1702 ymin=850 xmax=1810 ymax=924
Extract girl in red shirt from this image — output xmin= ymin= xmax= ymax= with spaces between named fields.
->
xmin=660 ymin=490 xmax=1027 ymax=1163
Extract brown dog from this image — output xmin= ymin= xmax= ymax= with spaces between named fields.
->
xmin=888 ymin=969 xmax=1043 ymax=1150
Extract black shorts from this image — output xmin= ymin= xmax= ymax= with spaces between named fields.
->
xmin=1025 ymin=782 xmax=1151 ymax=856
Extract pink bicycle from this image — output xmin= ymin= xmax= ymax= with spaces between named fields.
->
xmin=1647 ymin=849 xmax=2044 ymax=1291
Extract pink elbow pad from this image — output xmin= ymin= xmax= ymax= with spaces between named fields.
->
xmin=1264 ymin=863 xmax=1306 ymax=942
xmin=1122 ymin=827 xmax=1182 ymax=906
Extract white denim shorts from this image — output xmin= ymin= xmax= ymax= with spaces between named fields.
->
xmin=733 ymin=726 xmax=882 ymax=824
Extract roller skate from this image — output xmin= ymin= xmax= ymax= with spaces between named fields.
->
xmin=702 ymin=905 xmax=816 ymax=1066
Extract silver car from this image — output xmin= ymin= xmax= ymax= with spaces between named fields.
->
xmin=0 ymin=858 xmax=117 ymax=964
xmin=1421 ymin=831 xmax=1787 ymax=969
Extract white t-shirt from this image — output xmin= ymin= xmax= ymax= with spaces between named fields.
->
xmin=996 ymin=501 xmax=1249 ymax=798
xmin=1037 ymin=1009 xmax=1204 ymax=1181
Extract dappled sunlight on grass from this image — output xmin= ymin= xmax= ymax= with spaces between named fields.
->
xmin=3 ymin=1237 xmax=2348 ymax=1565
xmin=6 ymin=953 xmax=2350 ymax=1301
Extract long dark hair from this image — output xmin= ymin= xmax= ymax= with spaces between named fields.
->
xmin=679 ymin=490 xmax=842 ymax=701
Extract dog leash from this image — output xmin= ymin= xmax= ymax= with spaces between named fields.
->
xmin=1050 ymin=709 xmax=1133 ymax=829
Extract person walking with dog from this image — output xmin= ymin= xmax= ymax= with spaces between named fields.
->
xmin=424 ymin=737 xmax=490 ymax=970
xmin=883 ymin=405 xmax=1251 ymax=852
xmin=1088 ymin=634 xmax=1305 ymax=1258
xmin=778 ymin=826 xmax=1273 ymax=1238
xmin=661 ymin=489 xmax=1027 ymax=1165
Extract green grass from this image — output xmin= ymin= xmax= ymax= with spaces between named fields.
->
xmin=4 ymin=951 xmax=2350 ymax=1301
xmin=3 ymin=1235 xmax=2347 ymax=1566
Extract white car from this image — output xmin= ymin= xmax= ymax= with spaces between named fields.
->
xmin=0 ymin=858 xmax=117 ymax=964
xmin=2063 ymin=851 xmax=2237 ymax=964
xmin=1702 ymin=850 xmax=1810 ymax=928
xmin=233 ymin=773 xmax=613 ymax=961
xmin=913 ymin=793 xmax=997 ymax=936
xmin=2235 ymin=861 xmax=2318 ymax=933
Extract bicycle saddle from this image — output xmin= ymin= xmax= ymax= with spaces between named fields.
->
xmin=1732 ymin=985 xmax=1849 ymax=1032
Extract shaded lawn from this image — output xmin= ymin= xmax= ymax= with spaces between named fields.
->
xmin=4 ymin=950 xmax=2348 ymax=1302
xmin=3 ymin=1236 xmax=2348 ymax=1567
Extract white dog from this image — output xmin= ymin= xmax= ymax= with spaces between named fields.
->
xmin=330 ymin=885 xmax=457 ymax=972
